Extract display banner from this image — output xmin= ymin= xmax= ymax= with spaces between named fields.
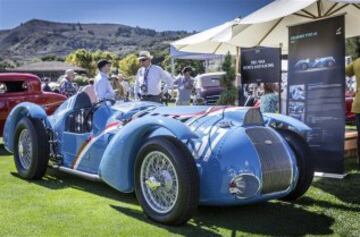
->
xmin=241 ymin=47 xmax=281 ymax=84
xmin=287 ymin=15 xmax=345 ymax=174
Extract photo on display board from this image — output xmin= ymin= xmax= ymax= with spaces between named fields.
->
xmin=288 ymin=101 xmax=305 ymax=122
xmin=289 ymin=84 xmax=305 ymax=100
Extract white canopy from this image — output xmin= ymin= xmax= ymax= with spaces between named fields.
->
xmin=172 ymin=0 xmax=360 ymax=55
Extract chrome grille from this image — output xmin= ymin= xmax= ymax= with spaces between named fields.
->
xmin=205 ymin=95 xmax=220 ymax=105
xmin=246 ymin=127 xmax=292 ymax=194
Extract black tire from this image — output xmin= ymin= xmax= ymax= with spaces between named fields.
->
xmin=14 ymin=117 xmax=50 ymax=180
xmin=276 ymin=129 xmax=314 ymax=201
xmin=134 ymin=136 xmax=199 ymax=225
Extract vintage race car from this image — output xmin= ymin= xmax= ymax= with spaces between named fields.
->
xmin=294 ymin=56 xmax=336 ymax=71
xmin=3 ymin=92 xmax=314 ymax=225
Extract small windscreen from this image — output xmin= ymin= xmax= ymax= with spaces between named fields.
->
xmin=1 ymin=81 xmax=28 ymax=93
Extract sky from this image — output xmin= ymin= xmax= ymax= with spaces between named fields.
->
xmin=0 ymin=0 xmax=273 ymax=32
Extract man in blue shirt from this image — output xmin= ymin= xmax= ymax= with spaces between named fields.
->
xmin=94 ymin=59 xmax=115 ymax=101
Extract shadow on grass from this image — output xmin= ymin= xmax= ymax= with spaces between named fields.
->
xmin=111 ymin=200 xmax=334 ymax=237
xmin=11 ymin=169 xmax=138 ymax=205
xmin=0 ymin=144 xmax=11 ymax=156
xmin=10 ymin=167 xmax=335 ymax=236
xmin=312 ymin=173 xmax=360 ymax=205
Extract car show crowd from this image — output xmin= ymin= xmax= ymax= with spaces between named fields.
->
xmin=40 ymin=50 xmax=279 ymax=113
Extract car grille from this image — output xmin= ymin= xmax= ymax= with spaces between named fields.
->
xmin=205 ymin=95 xmax=220 ymax=105
xmin=246 ymin=127 xmax=292 ymax=194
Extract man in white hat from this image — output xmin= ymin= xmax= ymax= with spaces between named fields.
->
xmin=60 ymin=69 xmax=77 ymax=97
xmin=135 ymin=51 xmax=173 ymax=103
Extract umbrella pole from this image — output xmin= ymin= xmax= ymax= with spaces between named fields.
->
xmin=235 ymin=46 xmax=240 ymax=85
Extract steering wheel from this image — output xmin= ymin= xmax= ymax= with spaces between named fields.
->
xmin=92 ymin=99 xmax=116 ymax=110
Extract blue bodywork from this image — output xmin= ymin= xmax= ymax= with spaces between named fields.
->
xmin=3 ymin=94 xmax=311 ymax=206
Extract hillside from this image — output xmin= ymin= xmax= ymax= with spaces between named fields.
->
xmin=0 ymin=19 xmax=189 ymax=63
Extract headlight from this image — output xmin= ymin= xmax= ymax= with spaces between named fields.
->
xmin=229 ymin=173 xmax=260 ymax=199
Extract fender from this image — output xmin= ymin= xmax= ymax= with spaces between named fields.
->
xmin=99 ymin=116 xmax=198 ymax=193
xmin=263 ymin=113 xmax=311 ymax=136
xmin=3 ymin=102 xmax=50 ymax=153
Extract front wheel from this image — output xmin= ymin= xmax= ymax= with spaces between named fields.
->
xmin=276 ymin=129 xmax=314 ymax=201
xmin=14 ymin=117 xmax=50 ymax=180
xmin=134 ymin=136 xmax=199 ymax=225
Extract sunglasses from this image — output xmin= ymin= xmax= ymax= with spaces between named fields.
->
xmin=139 ymin=58 xmax=148 ymax=62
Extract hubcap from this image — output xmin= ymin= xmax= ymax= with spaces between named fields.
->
xmin=17 ymin=129 xmax=32 ymax=170
xmin=140 ymin=151 xmax=179 ymax=214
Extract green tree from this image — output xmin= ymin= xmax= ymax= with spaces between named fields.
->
xmin=346 ymin=37 xmax=360 ymax=59
xmin=117 ymin=53 xmax=140 ymax=77
xmin=217 ymin=53 xmax=237 ymax=105
xmin=65 ymin=49 xmax=94 ymax=75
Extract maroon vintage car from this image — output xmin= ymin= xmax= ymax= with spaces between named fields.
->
xmin=0 ymin=73 xmax=66 ymax=134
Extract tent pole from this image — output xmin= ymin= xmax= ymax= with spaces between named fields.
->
xmin=324 ymin=3 xmax=338 ymax=16
xmin=171 ymin=58 xmax=175 ymax=76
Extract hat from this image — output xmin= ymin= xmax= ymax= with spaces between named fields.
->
xmin=97 ymin=59 xmax=111 ymax=70
xmin=138 ymin=51 xmax=153 ymax=60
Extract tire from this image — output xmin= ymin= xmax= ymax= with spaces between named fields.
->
xmin=134 ymin=136 xmax=199 ymax=225
xmin=276 ymin=129 xmax=314 ymax=201
xmin=14 ymin=117 xmax=50 ymax=180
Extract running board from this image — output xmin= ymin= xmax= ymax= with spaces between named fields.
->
xmin=53 ymin=166 xmax=102 ymax=182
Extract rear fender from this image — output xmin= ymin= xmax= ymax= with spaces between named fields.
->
xmin=99 ymin=116 xmax=197 ymax=193
xmin=3 ymin=102 xmax=50 ymax=153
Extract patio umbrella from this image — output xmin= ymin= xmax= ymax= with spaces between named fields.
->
xmin=172 ymin=0 xmax=360 ymax=55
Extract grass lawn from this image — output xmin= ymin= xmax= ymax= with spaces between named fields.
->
xmin=0 ymin=145 xmax=360 ymax=237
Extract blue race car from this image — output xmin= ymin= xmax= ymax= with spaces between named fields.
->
xmin=294 ymin=56 xmax=336 ymax=71
xmin=3 ymin=92 xmax=314 ymax=225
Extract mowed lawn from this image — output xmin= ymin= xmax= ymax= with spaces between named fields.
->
xmin=1 ymin=145 xmax=360 ymax=237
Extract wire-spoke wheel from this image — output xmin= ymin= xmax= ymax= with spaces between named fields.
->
xmin=135 ymin=136 xmax=199 ymax=225
xmin=14 ymin=117 xmax=50 ymax=180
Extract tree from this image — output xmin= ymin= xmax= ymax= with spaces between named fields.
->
xmin=117 ymin=53 xmax=140 ymax=77
xmin=162 ymin=54 xmax=205 ymax=75
xmin=346 ymin=37 xmax=360 ymax=59
xmin=65 ymin=49 xmax=94 ymax=75
xmin=217 ymin=53 xmax=237 ymax=105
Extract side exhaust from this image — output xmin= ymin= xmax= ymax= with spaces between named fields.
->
xmin=52 ymin=166 xmax=102 ymax=182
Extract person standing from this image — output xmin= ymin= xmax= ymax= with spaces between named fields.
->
xmin=110 ymin=74 xmax=125 ymax=100
xmin=135 ymin=51 xmax=173 ymax=103
xmin=80 ymin=79 xmax=96 ymax=103
xmin=94 ymin=59 xmax=115 ymax=101
xmin=42 ymin=77 xmax=52 ymax=92
xmin=173 ymin=67 xmax=194 ymax=105
xmin=121 ymin=77 xmax=130 ymax=101
xmin=346 ymin=56 xmax=360 ymax=168
xmin=260 ymin=83 xmax=278 ymax=113
xmin=60 ymin=69 xmax=77 ymax=97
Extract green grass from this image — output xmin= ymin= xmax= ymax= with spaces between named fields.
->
xmin=0 ymin=145 xmax=360 ymax=237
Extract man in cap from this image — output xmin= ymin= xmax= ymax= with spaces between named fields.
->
xmin=94 ymin=59 xmax=115 ymax=101
xmin=135 ymin=51 xmax=173 ymax=103
xmin=60 ymin=69 xmax=77 ymax=97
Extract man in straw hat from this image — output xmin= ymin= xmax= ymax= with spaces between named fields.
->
xmin=135 ymin=51 xmax=173 ymax=103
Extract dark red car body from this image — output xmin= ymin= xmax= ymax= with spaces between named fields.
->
xmin=0 ymin=73 xmax=66 ymax=134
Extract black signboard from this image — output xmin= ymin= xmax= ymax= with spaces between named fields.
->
xmin=241 ymin=47 xmax=281 ymax=84
xmin=287 ymin=16 xmax=345 ymax=174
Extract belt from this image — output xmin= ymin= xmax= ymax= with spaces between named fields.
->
xmin=142 ymin=94 xmax=160 ymax=97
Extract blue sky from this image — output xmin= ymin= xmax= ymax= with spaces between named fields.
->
xmin=0 ymin=0 xmax=273 ymax=31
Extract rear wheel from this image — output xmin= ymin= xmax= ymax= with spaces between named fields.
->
xmin=276 ymin=129 xmax=314 ymax=201
xmin=14 ymin=117 xmax=50 ymax=179
xmin=134 ymin=136 xmax=199 ymax=225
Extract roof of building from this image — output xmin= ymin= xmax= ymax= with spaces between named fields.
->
xmin=6 ymin=61 xmax=87 ymax=72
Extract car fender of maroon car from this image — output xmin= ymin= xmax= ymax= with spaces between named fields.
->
xmin=0 ymin=73 xmax=66 ymax=134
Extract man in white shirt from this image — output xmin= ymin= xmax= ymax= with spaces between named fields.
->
xmin=135 ymin=51 xmax=173 ymax=103
xmin=94 ymin=59 xmax=115 ymax=101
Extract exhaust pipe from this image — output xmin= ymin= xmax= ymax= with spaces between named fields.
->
xmin=53 ymin=166 xmax=102 ymax=182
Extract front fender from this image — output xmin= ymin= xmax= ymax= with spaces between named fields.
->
xmin=263 ymin=113 xmax=311 ymax=137
xmin=3 ymin=102 xmax=50 ymax=153
xmin=99 ymin=116 xmax=197 ymax=193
